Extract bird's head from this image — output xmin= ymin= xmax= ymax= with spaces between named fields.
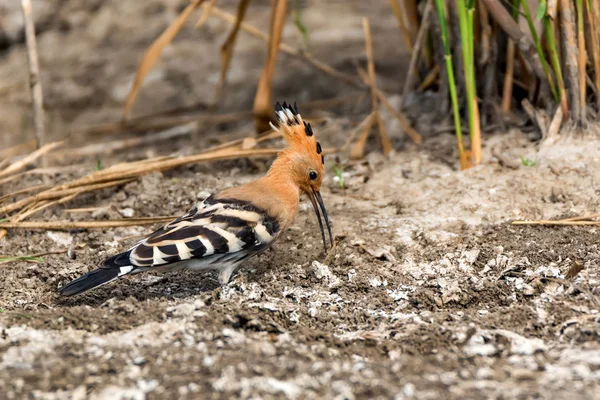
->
xmin=269 ymin=101 xmax=332 ymax=250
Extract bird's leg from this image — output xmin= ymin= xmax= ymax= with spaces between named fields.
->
xmin=218 ymin=264 xmax=238 ymax=287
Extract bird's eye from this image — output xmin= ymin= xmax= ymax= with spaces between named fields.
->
xmin=309 ymin=171 xmax=318 ymax=181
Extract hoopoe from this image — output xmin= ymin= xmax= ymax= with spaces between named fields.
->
xmin=59 ymin=102 xmax=333 ymax=296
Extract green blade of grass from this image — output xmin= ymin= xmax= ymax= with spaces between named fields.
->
xmin=521 ymin=0 xmax=559 ymax=101
xmin=540 ymin=0 xmax=569 ymax=116
xmin=0 ymin=256 xmax=45 ymax=264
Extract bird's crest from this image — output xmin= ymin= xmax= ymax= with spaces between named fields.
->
xmin=270 ymin=101 xmax=324 ymax=165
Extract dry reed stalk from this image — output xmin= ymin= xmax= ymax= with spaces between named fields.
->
xmin=0 ymin=185 xmax=52 ymax=204
xmin=399 ymin=0 xmax=433 ymax=111
xmin=341 ymin=111 xmax=376 ymax=152
xmin=418 ymin=65 xmax=440 ymax=91
xmin=560 ymin=0 xmax=581 ymax=124
xmin=20 ymin=0 xmax=45 ymax=150
xmin=587 ymin=0 xmax=600 ymax=110
xmin=543 ymin=105 xmax=564 ymax=145
xmin=63 ymin=207 xmax=108 ymax=214
xmin=0 ymin=218 xmax=178 ymax=230
xmin=402 ymin=0 xmax=420 ymax=41
xmin=362 ymin=18 xmax=392 ymax=157
xmin=502 ymin=38 xmax=516 ymax=112
xmin=373 ymin=84 xmax=423 ymax=144
xmin=253 ymin=0 xmax=288 ymax=132
xmin=195 ymin=0 xmax=217 ymax=28
xmin=122 ymin=0 xmax=205 ymax=120
xmin=480 ymin=0 xmax=547 ymax=82
xmin=214 ymin=0 xmax=251 ymax=104
xmin=512 ymin=220 xmax=600 ymax=226
xmin=389 ymin=0 xmax=415 ymax=51
xmin=575 ymin=0 xmax=586 ymax=125
xmin=0 ymin=178 xmax=136 ymax=215
xmin=522 ymin=98 xmax=550 ymax=133
xmin=350 ymin=113 xmax=376 ymax=160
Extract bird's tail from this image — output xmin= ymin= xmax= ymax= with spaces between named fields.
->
xmin=60 ymin=250 xmax=137 ymax=296
xmin=59 ymin=268 xmax=123 ymax=296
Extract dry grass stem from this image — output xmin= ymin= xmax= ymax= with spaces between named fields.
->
xmin=362 ymin=18 xmax=392 ymax=156
xmin=253 ymin=0 xmax=288 ymax=132
xmin=389 ymin=0 xmax=414 ymax=51
xmin=20 ymin=0 xmax=45 ymax=150
xmin=0 ymin=218 xmax=178 ymax=230
xmin=399 ymin=0 xmax=433 ymax=110
xmin=213 ymin=0 xmax=251 ymax=104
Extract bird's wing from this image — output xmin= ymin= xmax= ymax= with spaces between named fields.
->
xmin=105 ymin=195 xmax=280 ymax=269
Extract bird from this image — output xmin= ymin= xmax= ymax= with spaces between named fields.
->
xmin=59 ymin=101 xmax=333 ymax=296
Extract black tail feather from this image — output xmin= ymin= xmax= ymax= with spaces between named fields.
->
xmin=59 ymin=268 xmax=121 ymax=296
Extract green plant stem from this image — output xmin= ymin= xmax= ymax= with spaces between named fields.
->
xmin=457 ymin=0 xmax=479 ymax=164
xmin=521 ymin=0 xmax=559 ymax=101
xmin=434 ymin=0 xmax=466 ymax=168
xmin=541 ymin=1 xmax=568 ymax=115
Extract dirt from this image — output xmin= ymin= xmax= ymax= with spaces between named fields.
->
xmin=2 ymin=1 xmax=600 ymax=399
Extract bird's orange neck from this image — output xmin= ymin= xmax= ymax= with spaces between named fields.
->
xmin=217 ymin=153 xmax=301 ymax=230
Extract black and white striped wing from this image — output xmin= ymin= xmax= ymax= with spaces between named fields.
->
xmin=111 ymin=196 xmax=280 ymax=270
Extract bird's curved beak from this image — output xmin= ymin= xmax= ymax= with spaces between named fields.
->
xmin=308 ymin=188 xmax=333 ymax=252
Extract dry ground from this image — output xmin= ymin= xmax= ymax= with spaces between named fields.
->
xmin=1 ymin=1 xmax=600 ymax=399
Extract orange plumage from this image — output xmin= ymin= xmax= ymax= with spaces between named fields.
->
xmin=59 ymin=101 xmax=332 ymax=296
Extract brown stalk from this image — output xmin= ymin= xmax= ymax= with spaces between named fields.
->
xmin=512 ymin=220 xmax=600 ymax=226
xmin=560 ymin=0 xmax=582 ymax=124
xmin=399 ymin=0 xmax=433 ymax=111
xmin=575 ymin=0 xmax=587 ymax=125
xmin=363 ymin=18 xmax=392 ymax=157
xmin=418 ymin=65 xmax=440 ymax=91
xmin=0 ymin=178 xmax=136 ymax=216
xmin=0 ymin=184 xmax=51 ymax=204
xmin=195 ymin=0 xmax=217 ymax=28
xmin=0 ymin=218 xmax=178 ymax=231
xmin=502 ymin=38 xmax=516 ymax=112
xmin=543 ymin=105 xmax=564 ymax=145
xmin=587 ymin=0 xmax=600 ymax=110
xmin=214 ymin=0 xmax=251 ymax=104
xmin=350 ymin=113 xmax=375 ymax=160
xmin=389 ymin=0 xmax=414 ymax=51
xmin=20 ymin=0 xmax=45 ymax=150
xmin=209 ymin=6 xmax=363 ymax=89
xmin=122 ymin=0 xmax=205 ymax=120
xmin=522 ymin=98 xmax=550 ymax=134
xmin=253 ymin=0 xmax=288 ymax=133
xmin=341 ymin=111 xmax=376 ymax=153
xmin=402 ymin=0 xmax=420 ymax=41
xmin=480 ymin=0 xmax=547 ymax=82
xmin=357 ymin=67 xmax=422 ymax=144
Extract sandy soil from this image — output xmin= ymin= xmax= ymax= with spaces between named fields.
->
xmin=1 ymin=1 xmax=600 ymax=399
